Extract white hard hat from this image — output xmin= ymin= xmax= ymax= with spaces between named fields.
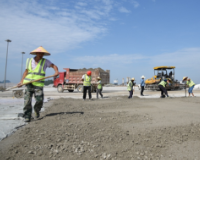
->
xmin=141 ymin=75 xmax=145 ymax=79
xmin=131 ymin=77 xmax=135 ymax=81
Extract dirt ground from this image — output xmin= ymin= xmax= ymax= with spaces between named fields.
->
xmin=0 ymin=96 xmax=200 ymax=160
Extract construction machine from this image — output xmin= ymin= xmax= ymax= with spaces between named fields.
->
xmin=145 ymin=66 xmax=184 ymax=90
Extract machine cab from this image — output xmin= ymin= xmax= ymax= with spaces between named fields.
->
xmin=154 ymin=66 xmax=175 ymax=81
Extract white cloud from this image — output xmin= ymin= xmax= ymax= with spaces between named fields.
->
xmin=0 ymin=0 xmax=142 ymax=60
xmin=118 ymin=7 xmax=131 ymax=13
xmin=131 ymin=0 xmax=140 ymax=8
xmin=74 ymin=54 xmax=146 ymax=65
xmin=72 ymin=48 xmax=200 ymax=69
xmin=71 ymin=48 xmax=200 ymax=83
xmin=0 ymin=0 xmax=115 ymax=58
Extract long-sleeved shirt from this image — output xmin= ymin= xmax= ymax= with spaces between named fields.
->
xmin=140 ymin=79 xmax=145 ymax=86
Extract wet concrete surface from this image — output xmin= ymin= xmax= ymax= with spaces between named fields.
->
xmin=1 ymin=96 xmax=200 ymax=160
xmin=0 ymin=86 xmax=200 ymax=149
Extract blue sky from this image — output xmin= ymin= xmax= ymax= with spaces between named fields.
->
xmin=0 ymin=0 xmax=200 ymax=84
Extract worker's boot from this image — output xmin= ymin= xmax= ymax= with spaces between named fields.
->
xmin=24 ymin=118 xmax=31 ymax=122
xmin=34 ymin=111 xmax=40 ymax=119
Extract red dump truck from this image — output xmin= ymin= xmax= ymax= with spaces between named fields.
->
xmin=53 ymin=68 xmax=110 ymax=93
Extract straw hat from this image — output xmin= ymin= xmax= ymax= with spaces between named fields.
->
xmin=131 ymin=78 xmax=135 ymax=81
xmin=97 ymin=77 xmax=101 ymax=80
xmin=30 ymin=46 xmax=50 ymax=56
xmin=141 ymin=75 xmax=145 ymax=79
xmin=182 ymin=77 xmax=188 ymax=81
xmin=167 ymin=78 xmax=172 ymax=82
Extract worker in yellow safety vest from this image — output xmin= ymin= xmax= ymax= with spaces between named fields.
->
xmin=17 ymin=46 xmax=59 ymax=122
xmin=182 ymin=77 xmax=195 ymax=97
xmin=82 ymin=71 xmax=92 ymax=100
xmin=158 ymin=79 xmax=171 ymax=98
xmin=127 ymin=78 xmax=135 ymax=99
xmin=96 ymin=77 xmax=103 ymax=99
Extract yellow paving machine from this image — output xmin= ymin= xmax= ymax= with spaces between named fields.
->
xmin=145 ymin=66 xmax=184 ymax=90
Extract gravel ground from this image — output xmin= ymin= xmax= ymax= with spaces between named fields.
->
xmin=0 ymin=96 xmax=200 ymax=160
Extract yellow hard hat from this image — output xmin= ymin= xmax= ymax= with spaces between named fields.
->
xmin=97 ymin=77 xmax=101 ymax=80
xmin=131 ymin=78 xmax=135 ymax=81
xmin=30 ymin=46 xmax=50 ymax=56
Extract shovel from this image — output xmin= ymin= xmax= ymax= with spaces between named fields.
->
xmin=5 ymin=75 xmax=56 ymax=91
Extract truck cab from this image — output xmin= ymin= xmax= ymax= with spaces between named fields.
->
xmin=53 ymin=72 xmax=66 ymax=87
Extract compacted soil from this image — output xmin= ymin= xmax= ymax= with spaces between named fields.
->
xmin=0 ymin=96 xmax=200 ymax=160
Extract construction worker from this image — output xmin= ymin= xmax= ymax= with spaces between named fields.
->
xmin=158 ymin=79 xmax=171 ymax=98
xmin=96 ymin=77 xmax=103 ymax=99
xmin=140 ymin=75 xmax=145 ymax=96
xmin=182 ymin=77 xmax=195 ymax=97
xmin=17 ymin=46 xmax=59 ymax=122
xmin=82 ymin=71 xmax=92 ymax=100
xmin=127 ymin=78 xmax=135 ymax=99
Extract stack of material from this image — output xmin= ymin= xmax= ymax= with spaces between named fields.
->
xmin=0 ymin=87 xmax=5 ymax=91
xmin=78 ymin=67 xmax=105 ymax=72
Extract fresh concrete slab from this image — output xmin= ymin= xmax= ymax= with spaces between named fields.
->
xmin=1 ymin=87 xmax=200 ymax=141
xmin=0 ymin=98 xmax=49 ymax=141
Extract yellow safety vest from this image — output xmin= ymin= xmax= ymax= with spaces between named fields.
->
xmin=23 ymin=58 xmax=46 ymax=87
xmin=97 ymin=81 xmax=102 ymax=89
xmin=83 ymin=74 xmax=91 ymax=86
xmin=127 ymin=81 xmax=133 ymax=91
xmin=187 ymin=80 xmax=195 ymax=88
xmin=159 ymin=80 xmax=167 ymax=87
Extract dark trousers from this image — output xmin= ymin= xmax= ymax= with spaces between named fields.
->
xmin=128 ymin=90 xmax=133 ymax=98
xmin=96 ymin=89 xmax=103 ymax=98
xmin=83 ymin=86 xmax=92 ymax=99
xmin=141 ymin=86 xmax=144 ymax=95
xmin=159 ymin=85 xmax=168 ymax=96
xmin=24 ymin=84 xmax=44 ymax=119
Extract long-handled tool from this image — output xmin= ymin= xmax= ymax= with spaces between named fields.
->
xmin=5 ymin=75 xmax=56 ymax=91
xmin=185 ymin=82 xmax=186 ymax=97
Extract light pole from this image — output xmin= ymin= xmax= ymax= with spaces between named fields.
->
xmin=21 ymin=52 xmax=25 ymax=80
xmin=4 ymin=39 xmax=12 ymax=88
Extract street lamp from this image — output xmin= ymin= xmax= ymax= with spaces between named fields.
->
xmin=21 ymin=52 xmax=25 ymax=80
xmin=4 ymin=39 xmax=12 ymax=89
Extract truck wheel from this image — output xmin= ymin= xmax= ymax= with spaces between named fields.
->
xmin=57 ymin=85 xmax=64 ymax=93
xmin=68 ymin=90 xmax=74 ymax=92
xmin=77 ymin=85 xmax=83 ymax=93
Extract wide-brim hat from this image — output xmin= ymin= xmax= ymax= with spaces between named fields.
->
xmin=167 ymin=78 xmax=172 ymax=82
xmin=141 ymin=75 xmax=145 ymax=78
xmin=30 ymin=46 xmax=50 ymax=56
xmin=97 ymin=77 xmax=101 ymax=80
xmin=182 ymin=76 xmax=188 ymax=81
xmin=131 ymin=78 xmax=135 ymax=81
